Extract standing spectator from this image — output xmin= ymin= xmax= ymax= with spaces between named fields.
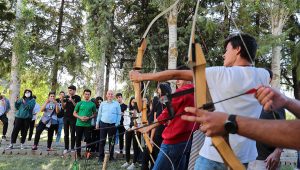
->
xmin=121 ymin=97 xmax=141 ymax=170
xmin=73 ymin=89 xmax=97 ymax=158
xmin=96 ymin=90 xmax=121 ymax=162
xmin=55 ymin=91 xmax=65 ymax=145
xmin=32 ymin=91 xmax=59 ymax=150
xmin=63 ymin=85 xmax=81 ymax=154
xmin=7 ymin=89 xmax=36 ymax=149
xmin=28 ymin=95 xmax=40 ymax=141
xmin=90 ymin=96 xmax=103 ymax=152
xmin=0 ymin=94 xmax=10 ymax=141
xmin=248 ymin=109 xmax=285 ymax=170
xmin=116 ymin=93 xmax=128 ymax=154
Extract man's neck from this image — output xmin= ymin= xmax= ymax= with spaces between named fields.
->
xmin=233 ymin=58 xmax=252 ymax=67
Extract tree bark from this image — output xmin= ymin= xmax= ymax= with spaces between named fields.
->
xmin=270 ymin=4 xmax=288 ymax=89
xmin=104 ymin=56 xmax=111 ymax=96
xmin=7 ymin=0 xmax=22 ymax=138
xmin=167 ymin=6 xmax=178 ymax=92
xmin=51 ymin=0 xmax=65 ymax=92
xmin=95 ymin=54 xmax=105 ymax=98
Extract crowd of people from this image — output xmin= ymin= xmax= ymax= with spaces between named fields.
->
xmin=0 ymin=32 xmax=299 ymax=170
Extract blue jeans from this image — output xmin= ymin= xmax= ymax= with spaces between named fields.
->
xmin=194 ymin=156 xmax=248 ymax=170
xmin=153 ymin=141 xmax=191 ymax=170
xmin=56 ymin=117 xmax=64 ymax=143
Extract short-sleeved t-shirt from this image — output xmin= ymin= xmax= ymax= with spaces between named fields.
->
xmin=41 ymin=102 xmax=58 ymax=125
xmin=65 ymin=95 xmax=81 ymax=119
xmin=199 ymin=66 xmax=270 ymax=163
xmin=74 ymin=100 xmax=96 ymax=127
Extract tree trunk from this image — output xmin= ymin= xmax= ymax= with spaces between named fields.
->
xmin=95 ymin=54 xmax=105 ymax=98
xmin=104 ymin=56 xmax=111 ymax=96
xmin=7 ymin=0 xmax=22 ymax=138
xmin=51 ymin=0 xmax=65 ymax=92
xmin=167 ymin=7 xmax=178 ymax=92
xmin=270 ymin=4 xmax=288 ymax=89
xmin=7 ymin=52 xmax=20 ymax=138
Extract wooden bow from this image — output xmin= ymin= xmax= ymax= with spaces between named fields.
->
xmin=133 ymin=0 xmax=181 ymax=155
xmin=188 ymin=0 xmax=245 ymax=169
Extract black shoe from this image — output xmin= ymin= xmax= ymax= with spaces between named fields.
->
xmin=109 ymin=157 xmax=115 ymax=161
xmin=120 ymin=150 xmax=123 ymax=154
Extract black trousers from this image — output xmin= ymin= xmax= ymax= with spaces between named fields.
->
xmin=90 ymin=126 xmax=100 ymax=152
xmin=125 ymin=130 xmax=141 ymax=163
xmin=118 ymin=125 xmax=125 ymax=151
xmin=11 ymin=117 xmax=31 ymax=144
xmin=75 ymin=126 xmax=92 ymax=157
xmin=28 ymin=120 xmax=35 ymax=141
xmin=99 ymin=121 xmax=117 ymax=160
xmin=34 ymin=121 xmax=58 ymax=148
xmin=0 ymin=114 xmax=8 ymax=137
xmin=64 ymin=117 xmax=76 ymax=150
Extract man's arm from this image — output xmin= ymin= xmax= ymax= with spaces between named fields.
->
xmin=256 ymin=86 xmax=300 ymax=118
xmin=181 ymin=107 xmax=300 ymax=150
xmin=129 ymin=70 xmax=193 ymax=82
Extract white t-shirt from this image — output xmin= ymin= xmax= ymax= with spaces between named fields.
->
xmin=199 ymin=66 xmax=270 ymax=163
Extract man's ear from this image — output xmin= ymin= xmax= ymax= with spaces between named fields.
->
xmin=235 ymin=46 xmax=241 ymax=55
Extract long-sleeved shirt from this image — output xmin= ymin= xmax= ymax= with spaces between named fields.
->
xmin=15 ymin=98 xmax=36 ymax=119
xmin=96 ymin=100 xmax=121 ymax=126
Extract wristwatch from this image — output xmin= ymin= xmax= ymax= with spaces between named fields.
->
xmin=224 ymin=114 xmax=238 ymax=134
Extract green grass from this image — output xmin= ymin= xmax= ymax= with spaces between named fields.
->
xmin=0 ymin=155 xmax=125 ymax=170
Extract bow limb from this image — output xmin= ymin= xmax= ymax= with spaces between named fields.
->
xmin=133 ymin=0 xmax=182 ymax=157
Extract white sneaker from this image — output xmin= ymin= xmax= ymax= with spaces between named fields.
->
xmin=121 ymin=162 xmax=130 ymax=168
xmin=6 ymin=144 xmax=13 ymax=150
xmin=20 ymin=143 xmax=24 ymax=149
xmin=127 ymin=163 xmax=135 ymax=170
xmin=63 ymin=149 xmax=68 ymax=154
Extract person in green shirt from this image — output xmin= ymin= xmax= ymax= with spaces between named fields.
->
xmin=73 ymin=89 xmax=97 ymax=158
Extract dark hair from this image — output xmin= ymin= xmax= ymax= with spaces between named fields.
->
xmin=32 ymin=95 xmax=37 ymax=99
xmin=265 ymin=68 xmax=273 ymax=80
xmin=48 ymin=91 xmax=56 ymax=96
xmin=224 ymin=33 xmax=257 ymax=63
xmin=59 ymin=91 xmax=65 ymax=94
xmin=129 ymin=97 xmax=135 ymax=110
xmin=116 ymin=93 xmax=122 ymax=97
xmin=83 ymin=89 xmax=91 ymax=94
xmin=23 ymin=89 xmax=33 ymax=99
xmin=159 ymin=83 xmax=172 ymax=96
xmin=96 ymin=96 xmax=103 ymax=102
xmin=68 ymin=85 xmax=76 ymax=91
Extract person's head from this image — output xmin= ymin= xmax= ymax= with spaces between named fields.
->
xmin=106 ymin=90 xmax=114 ymax=102
xmin=83 ymin=89 xmax=91 ymax=100
xmin=223 ymin=33 xmax=257 ymax=66
xmin=48 ymin=91 xmax=56 ymax=102
xmin=158 ymin=82 xmax=172 ymax=96
xmin=68 ymin=85 xmax=76 ymax=96
xmin=175 ymin=65 xmax=192 ymax=88
xmin=129 ymin=97 xmax=136 ymax=110
xmin=23 ymin=89 xmax=33 ymax=99
xmin=265 ymin=68 xmax=273 ymax=83
xmin=94 ymin=96 xmax=103 ymax=108
xmin=116 ymin=93 xmax=123 ymax=103
xmin=59 ymin=91 xmax=65 ymax=98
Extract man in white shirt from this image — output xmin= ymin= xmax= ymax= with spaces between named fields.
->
xmin=129 ymin=33 xmax=270 ymax=169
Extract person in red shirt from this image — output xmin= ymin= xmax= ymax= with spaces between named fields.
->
xmin=138 ymin=79 xmax=199 ymax=170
